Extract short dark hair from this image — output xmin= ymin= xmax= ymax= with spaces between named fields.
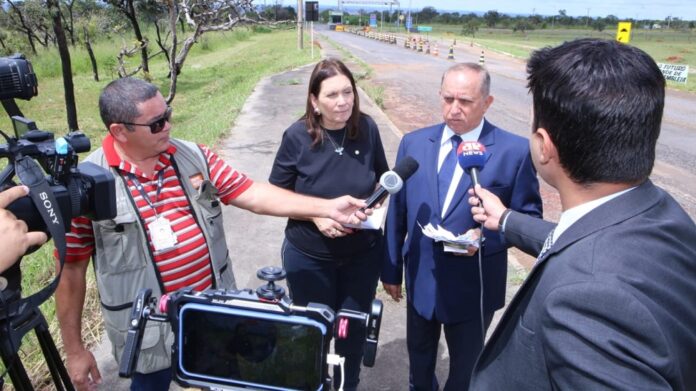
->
xmin=527 ymin=38 xmax=665 ymax=184
xmin=441 ymin=62 xmax=491 ymax=97
xmin=305 ymin=58 xmax=361 ymax=146
xmin=99 ymin=77 xmax=160 ymax=129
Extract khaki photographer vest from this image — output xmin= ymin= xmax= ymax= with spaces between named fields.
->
xmin=84 ymin=138 xmax=236 ymax=374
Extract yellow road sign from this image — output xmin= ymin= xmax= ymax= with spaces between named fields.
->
xmin=616 ymin=22 xmax=632 ymax=43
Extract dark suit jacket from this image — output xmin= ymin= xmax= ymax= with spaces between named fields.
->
xmin=470 ymin=180 xmax=696 ymax=390
xmin=382 ymin=120 xmax=542 ymax=323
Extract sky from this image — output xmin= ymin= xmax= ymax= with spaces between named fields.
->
xmin=297 ymin=0 xmax=696 ymax=20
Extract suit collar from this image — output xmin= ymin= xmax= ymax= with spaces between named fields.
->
xmin=537 ymin=180 xmax=659 ymax=264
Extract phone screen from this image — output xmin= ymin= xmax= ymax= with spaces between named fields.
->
xmin=178 ymin=303 xmax=327 ymax=390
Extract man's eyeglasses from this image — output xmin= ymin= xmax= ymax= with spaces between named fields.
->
xmin=122 ymin=106 xmax=173 ymax=134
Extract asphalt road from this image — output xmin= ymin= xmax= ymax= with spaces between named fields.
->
xmin=320 ymin=27 xmax=696 ymax=220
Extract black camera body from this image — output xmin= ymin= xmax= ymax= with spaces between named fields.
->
xmin=0 ymin=54 xmax=37 ymax=101
xmin=1 ymin=118 xmax=115 ymax=232
xmin=120 ymin=267 xmax=383 ymax=391
xmin=0 ymin=54 xmax=116 ymax=308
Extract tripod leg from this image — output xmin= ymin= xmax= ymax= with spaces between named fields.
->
xmin=33 ymin=309 xmax=75 ymax=391
xmin=0 ymin=342 xmax=34 ymax=391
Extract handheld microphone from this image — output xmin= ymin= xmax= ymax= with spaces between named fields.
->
xmin=457 ymin=141 xmax=487 ymax=188
xmin=364 ymin=156 xmax=419 ymax=209
xmin=457 ymin=141 xmax=488 ymax=348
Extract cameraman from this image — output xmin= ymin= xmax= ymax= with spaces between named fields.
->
xmin=54 ymin=77 xmax=370 ymax=391
xmin=0 ymin=186 xmax=48 ymax=273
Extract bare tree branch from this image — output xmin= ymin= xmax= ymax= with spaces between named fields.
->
xmin=116 ymin=40 xmax=147 ymax=77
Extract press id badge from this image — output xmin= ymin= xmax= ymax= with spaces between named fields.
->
xmin=148 ymin=216 xmax=178 ymax=251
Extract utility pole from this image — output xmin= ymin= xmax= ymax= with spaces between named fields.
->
xmin=297 ymin=0 xmax=304 ymax=50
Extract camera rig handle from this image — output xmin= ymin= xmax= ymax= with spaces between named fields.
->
xmin=335 ymin=299 xmax=383 ymax=367
xmin=119 ymin=288 xmax=168 ymax=378
xmin=255 ymin=266 xmax=287 ymax=301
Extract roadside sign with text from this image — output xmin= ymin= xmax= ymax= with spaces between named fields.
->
xmin=616 ymin=21 xmax=632 ymax=43
xmin=658 ymin=63 xmax=689 ymax=84
xmin=417 ymin=26 xmax=433 ymax=32
xmin=406 ymin=15 xmax=412 ymax=29
xmin=370 ymin=14 xmax=377 ymax=27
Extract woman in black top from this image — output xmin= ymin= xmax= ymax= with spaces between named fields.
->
xmin=269 ymin=58 xmax=389 ymax=390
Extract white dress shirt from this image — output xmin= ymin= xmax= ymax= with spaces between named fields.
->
xmin=438 ymin=120 xmax=484 ymax=217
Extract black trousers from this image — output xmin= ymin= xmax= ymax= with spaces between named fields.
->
xmin=407 ymin=302 xmax=493 ymax=391
xmin=281 ymin=238 xmax=382 ymax=391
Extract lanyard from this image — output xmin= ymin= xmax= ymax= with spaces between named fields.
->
xmin=128 ymin=170 xmax=165 ymax=214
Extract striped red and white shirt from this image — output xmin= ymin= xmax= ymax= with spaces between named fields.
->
xmin=61 ymin=134 xmax=252 ymax=293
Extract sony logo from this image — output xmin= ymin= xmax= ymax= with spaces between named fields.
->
xmin=39 ymin=192 xmax=60 ymax=225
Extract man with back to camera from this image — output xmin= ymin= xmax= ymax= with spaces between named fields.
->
xmin=0 ymin=186 xmax=48 ymax=273
xmin=53 ymin=77 xmax=371 ymax=391
xmin=381 ymin=62 xmax=542 ymax=390
xmin=468 ymin=38 xmax=696 ymax=390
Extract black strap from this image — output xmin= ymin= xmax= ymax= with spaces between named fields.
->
xmin=1 ymin=99 xmax=23 ymax=118
xmin=4 ymin=156 xmax=67 ymax=318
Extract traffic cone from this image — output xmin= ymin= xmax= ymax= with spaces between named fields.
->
xmin=418 ymin=38 xmax=423 ymax=52
xmin=412 ymin=37 xmax=417 ymax=51
xmin=432 ymin=43 xmax=439 ymax=57
xmin=405 ymin=37 xmax=410 ymax=49
xmin=448 ymin=45 xmax=455 ymax=61
xmin=479 ymin=50 xmax=485 ymax=65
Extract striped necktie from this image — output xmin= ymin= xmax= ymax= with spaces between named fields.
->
xmin=438 ymin=135 xmax=462 ymax=209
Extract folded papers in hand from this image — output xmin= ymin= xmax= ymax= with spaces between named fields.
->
xmin=342 ymin=206 xmax=387 ymax=230
xmin=419 ymin=223 xmax=481 ymax=254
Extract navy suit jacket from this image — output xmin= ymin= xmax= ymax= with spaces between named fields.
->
xmin=382 ymin=120 xmax=542 ymax=323
xmin=470 ymin=181 xmax=696 ymax=390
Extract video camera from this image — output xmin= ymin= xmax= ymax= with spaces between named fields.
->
xmin=120 ymin=266 xmax=383 ymax=391
xmin=0 ymin=53 xmax=115 ymax=307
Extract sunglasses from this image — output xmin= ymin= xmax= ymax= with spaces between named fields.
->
xmin=122 ymin=106 xmax=173 ymax=134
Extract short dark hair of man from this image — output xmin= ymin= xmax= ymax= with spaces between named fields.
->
xmin=99 ymin=77 xmax=160 ymax=129
xmin=527 ymin=38 xmax=665 ymax=185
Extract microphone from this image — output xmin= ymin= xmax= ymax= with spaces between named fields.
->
xmin=364 ymin=156 xmax=419 ymax=209
xmin=457 ymin=141 xmax=487 ymax=188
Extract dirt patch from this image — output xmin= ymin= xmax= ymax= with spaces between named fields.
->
xmin=666 ymin=55 xmax=684 ymax=62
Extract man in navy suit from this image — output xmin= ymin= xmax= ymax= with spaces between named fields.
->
xmin=381 ymin=63 xmax=542 ymax=391
xmin=469 ymin=39 xmax=696 ymax=390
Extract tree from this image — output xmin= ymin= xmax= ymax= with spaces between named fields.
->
xmin=592 ymin=18 xmax=606 ymax=32
xmin=604 ymin=14 xmax=619 ymax=28
xmin=461 ymin=19 xmax=479 ymax=38
xmin=417 ymin=6 xmax=437 ymax=23
xmin=106 ymin=0 xmax=151 ymax=77
xmin=6 ymin=0 xmax=52 ymax=53
xmin=47 ymin=0 xmax=79 ymax=130
xmin=512 ymin=18 xmax=533 ymax=34
xmin=164 ymin=0 xmax=259 ymax=103
xmin=59 ymin=0 xmax=77 ymax=45
xmin=78 ymin=15 xmax=102 ymax=80
xmin=483 ymin=10 xmax=500 ymax=28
